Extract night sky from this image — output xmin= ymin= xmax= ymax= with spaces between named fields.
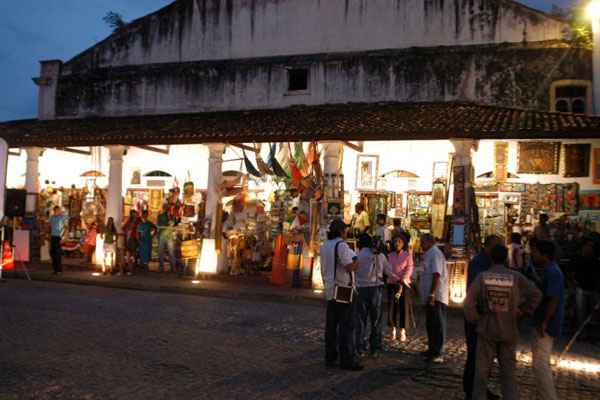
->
xmin=0 ymin=0 xmax=573 ymax=121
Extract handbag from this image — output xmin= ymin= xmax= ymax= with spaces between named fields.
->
xmin=332 ymin=241 xmax=355 ymax=304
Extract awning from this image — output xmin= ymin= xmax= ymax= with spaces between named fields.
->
xmin=2 ymin=102 xmax=600 ymax=148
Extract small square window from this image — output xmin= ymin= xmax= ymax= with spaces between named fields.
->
xmin=287 ymin=68 xmax=309 ymax=92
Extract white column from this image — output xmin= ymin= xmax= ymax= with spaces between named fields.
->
xmin=450 ymin=139 xmax=478 ymax=248
xmin=593 ymin=14 xmax=600 ymax=114
xmin=205 ymin=144 xmax=225 ymax=237
xmin=323 ymin=142 xmax=343 ymax=175
xmin=25 ymin=147 xmax=43 ymax=214
xmin=0 ymin=139 xmax=8 ymax=221
xmin=106 ymin=146 xmax=126 ymax=229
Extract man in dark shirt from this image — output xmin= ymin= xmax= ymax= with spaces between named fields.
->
xmin=571 ymin=238 xmax=600 ymax=337
xmin=463 ymin=235 xmax=502 ymax=400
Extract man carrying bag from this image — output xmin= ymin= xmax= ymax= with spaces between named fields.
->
xmin=320 ymin=219 xmax=363 ymax=371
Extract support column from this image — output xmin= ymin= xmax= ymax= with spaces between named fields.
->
xmin=450 ymin=139 xmax=478 ymax=251
xmin=25 ymin=147 xmax=43 ymax=215
xmin=0 ymin=139 xmax=8 ymax=221
xmin=205 ymin=144 xmax=226 ymax=273
xmin=106 ymin=146 xmax=126 ymax=230
xmin=323 ymin=142 xmax=343 ymax=175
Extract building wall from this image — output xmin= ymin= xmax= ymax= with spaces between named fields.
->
xmin=55 ymin=45 xmax=591 ymax=118
xmin=62 ymin=0 xmax=567 ymax=74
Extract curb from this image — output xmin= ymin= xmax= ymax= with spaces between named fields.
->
xmin=9 ymin=273 xmax=325 ymax=307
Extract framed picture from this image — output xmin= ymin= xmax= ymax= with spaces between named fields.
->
xmin=593 ymin=148 xmax=600 ymax=184
xmin=356 ymin=154 xmax=379 ymax=191
xmin=580 ymin=190 xmax=600 ymax=211
xmin=517 ymin=142 xmax=560 ymax=174
xmin=564 ymin=144 xmax=590 ymax=178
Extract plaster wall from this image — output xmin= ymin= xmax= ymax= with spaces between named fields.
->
xmin=63 ymin=0 xmax=566 ymax=73
xmin=55 ymin=46 xmax=591 ymax=118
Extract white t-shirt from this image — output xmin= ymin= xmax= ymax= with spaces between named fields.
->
xmin=375 ymin=225 xmax=392 ymax=243
xmin=320 ymin=238 xmax=357 ymax=301
xmin=419 ymin=245 xmax=449 ymax=305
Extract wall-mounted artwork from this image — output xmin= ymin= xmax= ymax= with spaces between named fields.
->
xmin=580 ymin=190 xmax=600 ymax=211
xmin=356 ymin=154 xmax=379 ymax=191
xmin=494 ymin=142 xmax=509 ymax=182
xmin=593 ymin=148 xmax=600 ymax=185
xmin=517 ymin=142 xmax=560 ymax=174
xmin=564 ymin=144 xmax=590 ymax=178
xmin=433 ymin=161 xmax=449 ymax=181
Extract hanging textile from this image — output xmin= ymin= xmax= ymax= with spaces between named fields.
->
xmin=308 ymin=141 xmax=323 ymax=179
xmin=255 ymin=144 xmax=274 ymax=176
xmin=268 ymin=144 xmax=290 ymax=178
xmin=277 ymin=143 xmax=292 ymax=176
xmin=293 ymin=142 xmax=309 ymax=176
xmin=243 ymin=149 xmax=262 ymax=178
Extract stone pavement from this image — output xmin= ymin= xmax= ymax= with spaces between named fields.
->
xmin=0 ymin=280 xmax=599 ymax=400
xmin=4 ymin=262 xmax=323 ymax=306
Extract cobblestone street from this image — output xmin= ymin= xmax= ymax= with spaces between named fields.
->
xmin=1 ymin=280 xmax=599 ymax=400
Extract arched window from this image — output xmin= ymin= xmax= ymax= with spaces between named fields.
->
xmin=550 ymin=80 xmax=591 ymax=114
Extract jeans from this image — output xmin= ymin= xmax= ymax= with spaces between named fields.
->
xmin=356 ymin=286 xmax=384 ymax=354
xmin=325 ymin=299 xmax=359 ymax=367
xmin=50 ymin=236 xmax=62 ymax=273
xmin=473 ymin=336 xmax=518 ymax=400
xmin=463 ymin=320 xmax=478 ymax=397
xmin=532 ymin=334 xmax=558 ymax=400
xmin=158 ymin=237 xmax=178 ymax=272
xmin=425 ymin=301 xmax=447 ymax=357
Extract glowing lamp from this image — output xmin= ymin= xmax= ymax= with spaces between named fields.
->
xmin=587 ymin=0 xmax=600 ymax=19
xmin=92 ymin=272 xmax=101 ymax=277
xmin=196 ymin=239 xmax=218 ymax=274
xmin=311 ymin=256 xmax=324 ymax=290
xmin=448 ymin=260 xmax=468 ymax=304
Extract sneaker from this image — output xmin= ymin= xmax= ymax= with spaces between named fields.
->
xmin=399 ymin=329 xmax=407 ymax=342
xmin=340 ymin=364 xmax=364 ymax=371
xmin=430 ymin=355 xmax=444 ymax=364
xmin=126 ymin=272 xmax=133 ymax=276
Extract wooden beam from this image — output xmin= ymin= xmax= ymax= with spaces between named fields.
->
xmin=8 ymin=150 xmax=21 ymax=157
xmin=55 ymin=147 xmax=91 ymax=156
xmin=229 ymin=143 xmax=259 ymax=153
xmin=343 ymin=141 xmax=363 ymax=152
xmin=136 ymin=145 xmax=170 ymax=155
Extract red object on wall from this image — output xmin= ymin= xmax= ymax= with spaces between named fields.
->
xmin=2 ymin=241 xmax=14 ymax=270
xmin=271 ymin=234 xmax=287 ymax=286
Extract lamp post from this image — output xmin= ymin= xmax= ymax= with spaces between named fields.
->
xmin=587 ymin=0 xmax=600 ymax=114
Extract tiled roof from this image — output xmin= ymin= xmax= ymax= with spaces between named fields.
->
xmin=2 ymin=102 xmax=600 ymax=148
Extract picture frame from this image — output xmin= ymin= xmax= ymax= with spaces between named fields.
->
xmin=433 ymin=161 xmax=449 ymax=181
xmin=593 ymin=148 xmax=600 ymax=184
xmin=356 ymin=154 xmax=379 ymax=191
xmin=517 ymin=142 xmax=561 ymax=174
xmin=564 ymin=144 xmax=591 ymax=178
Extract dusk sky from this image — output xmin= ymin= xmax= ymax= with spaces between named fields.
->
xmin=0 ymin=0 xmax=574 ymax=121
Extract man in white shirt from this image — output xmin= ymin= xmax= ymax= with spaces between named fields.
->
xmin=419 ymin=234 xmax=449 ymax=363
xmin=320 ymin=219 xmax=363 ymax=371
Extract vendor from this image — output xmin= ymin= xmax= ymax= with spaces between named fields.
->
xmin=291 ymin=210 xmax=310 ymax=243
xmin=352 ymin=203 xmax=370 ymax=236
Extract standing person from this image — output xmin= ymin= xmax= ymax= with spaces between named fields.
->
xmin=355 ymin=233 xmax=391 ymax=357
xmin=49 ymin=206 xmax=67 ymax=275
xmin=530 ymin=240 xmax=565 ymax=400
xmin=508 ymin=233 xmax=525 ymax=271
xmin=320 ymin=219 xmax=363 ymax=371
xmin=157 ymin=205 xmax=177 ymax=273
xmin=419 ymin=234 xmax=449 ymax=363
xmin=374 ymin=214 xmax=392 ymax=244
xmin=463 ymin=235 xmax=503 ymax=400
xmin=465 ymin=244 xmax=542 ymax=400
xmin=122 ymin=210 xmax=140 ymax=276
xmin=83 ymin=222 xmax=97 ymax=264
xmin=352 ymin=203 xmax=370 ymax=236
xmin=137 ymin=210 xmax=157 ymax=271
xmin=101 ymin=217 xmax=117 ymax=275
xmin=387 ymin=233 xmax=415 ymax=342
xmin=534 ymin=214 xmax=551 ymax=241
xmin=571 ymin=237 xmax=600 ymax=339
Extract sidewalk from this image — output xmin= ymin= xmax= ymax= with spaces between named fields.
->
xmin=3 ymin=262 xmax=325 ymax=306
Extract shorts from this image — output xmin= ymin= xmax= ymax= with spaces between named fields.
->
xmin=126 ymin=237 xmax=138 ymax=253
xmin=103 ymin=242 xmax=116 ymax=254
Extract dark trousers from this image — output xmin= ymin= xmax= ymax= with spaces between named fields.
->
xmin=50 ymin=236 xmax=62 ymax=273
xmin=356 ymin=286 xmax=384 ymax=354
xmin=425 ymin=301 xmax=447 ymax=357
xmin=463 ymin=319 xmax=478 ymax=397
xmin=387 ymin=283 xmax=412 ymax=329
xmin=325 ymin=299 xmax=359 ymax=367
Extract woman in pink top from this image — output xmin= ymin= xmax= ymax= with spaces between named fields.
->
xmin=387 ymin=233 xmax=415 ymax=342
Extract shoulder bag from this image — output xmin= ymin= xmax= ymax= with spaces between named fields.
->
xmin=333 ymin=241 xmax=355 ymax=304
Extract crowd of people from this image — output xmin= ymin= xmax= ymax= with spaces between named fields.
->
xmin=48 ymin=205 xmax=190 ymax=276
xmin=320 ymin=213 xmax=598 ymax=400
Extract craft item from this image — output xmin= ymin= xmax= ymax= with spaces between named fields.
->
xmin=517 ymin=142 xmax=560 ymax=174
